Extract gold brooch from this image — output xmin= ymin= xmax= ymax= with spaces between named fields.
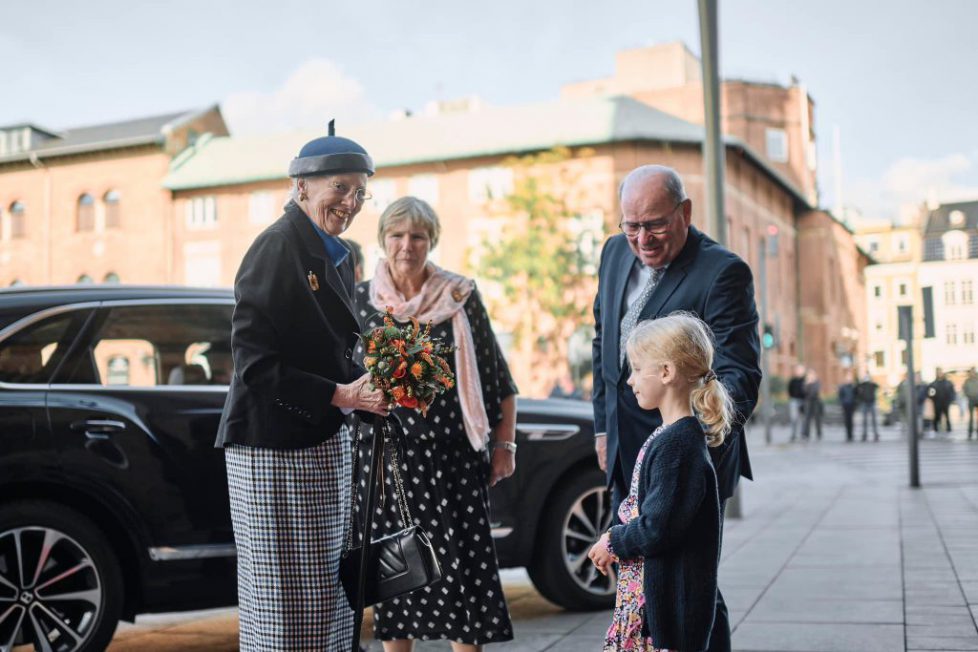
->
xmin=451 ymin=289 xmax=463 ymax=302
xmin=307 ymin=271 xmax=320 ymax=291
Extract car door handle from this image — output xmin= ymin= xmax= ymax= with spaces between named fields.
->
xmin=70 ymin=419 xmax=127 ymax=440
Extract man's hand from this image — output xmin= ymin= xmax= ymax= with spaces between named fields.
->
xmin=594 ymin=435 xmax=607 ymax=472
xmin=332 ymin=373 xmax=390 ymax=416
xmin=489 ymin=447 xmax=515 ymax=487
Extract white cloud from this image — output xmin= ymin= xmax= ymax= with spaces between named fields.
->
xmin=221 ymin=59 xmax=380 ymax=135
xmin=846 ymin=153 xmax=978 ymax=222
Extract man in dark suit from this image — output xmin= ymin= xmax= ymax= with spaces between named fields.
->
xmin=592 ymin=165 xmax=761 ymax=652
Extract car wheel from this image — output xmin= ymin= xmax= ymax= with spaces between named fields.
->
xmin=527 ymin=469 xmax=616 ymax=610
xmin=0 ymin=501 xmax=124 ymax=652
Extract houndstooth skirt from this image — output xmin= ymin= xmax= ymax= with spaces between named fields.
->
xmin=226 ymin=426 xmax=353 ymax=652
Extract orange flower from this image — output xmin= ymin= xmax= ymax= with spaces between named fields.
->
xmin=410 ymin=362 xmax=425 ymax=379
xmin=367 ymin=340 xmax=377 ymax=353
xmin=420 ymin=352 xmax=434 ymax=365
xmin=399 ymin=395 xmax=418 ymax=409
xmin=391 ymin=386 xmax=406 ymax=400
xmin=364 ymin=356 xmax=377 ymax=368
xmin=393 ymin=360 xmax=407 ymax=379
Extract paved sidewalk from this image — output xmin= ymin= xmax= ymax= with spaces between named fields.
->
xmin=110 ymin=422 xmax=978 ymax=652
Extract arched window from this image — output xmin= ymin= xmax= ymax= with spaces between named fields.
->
xmin=104 ymin=190 xmax=121 ymax=229
xmin=77 ymin=193 xmax=95 ymax=232
xmin=103 ymin=272 xmax=120 ymax=284
xmin=77 ymin=274 xmax=94 ymax=284
xmin=9 ymin=201 xmax=25 ymax=239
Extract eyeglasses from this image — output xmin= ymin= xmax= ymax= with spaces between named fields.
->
xmin=329 ymin=180 xmax=373 ymax=204
xmin=619 ymin=200 xmax=684 ymax=237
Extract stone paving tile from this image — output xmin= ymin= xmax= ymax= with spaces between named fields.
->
xmin=733 ymin=622 xmax=904 ymax=652
xmin=746 ymin=595 xmax=904 ymax=624
xmin=904 ymin=636 xmax=978 ymax=651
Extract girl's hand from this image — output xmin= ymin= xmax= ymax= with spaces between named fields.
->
xmin=588 ymin=531 xmax=616 ymax=575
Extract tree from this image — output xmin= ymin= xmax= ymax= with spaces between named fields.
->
xmin=470 ymin=147 xmax=603 ymax=397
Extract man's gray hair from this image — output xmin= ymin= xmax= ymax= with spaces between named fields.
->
xmin=618 ymin=165 xmax=688 ymax=204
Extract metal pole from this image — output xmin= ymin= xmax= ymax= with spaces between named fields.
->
xmin=899 ymin=307 xmax=920 ymax=488
xmin=698 ymin=0 xmax=727 ymax=245
xmin=759 ymin=236 xmax=772 ymax=445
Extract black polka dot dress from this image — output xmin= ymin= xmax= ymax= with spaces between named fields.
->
xmin=353 ymin=282 xmax=516 ymax=645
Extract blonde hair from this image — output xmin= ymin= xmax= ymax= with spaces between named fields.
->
xmin=626 ymin=311 xmax=735 ymax=447
xmin=378 ymin=196 xmax=441 ymax=248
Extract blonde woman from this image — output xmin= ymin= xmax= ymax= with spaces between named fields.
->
xmin=589 ymin=312 xmax=732 ymax=652
xmin=353 ymin=196 xmax=516 ymax=650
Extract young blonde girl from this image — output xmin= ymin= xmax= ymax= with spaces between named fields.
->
xmin=589 ymin=312 xmax=735 ymax=652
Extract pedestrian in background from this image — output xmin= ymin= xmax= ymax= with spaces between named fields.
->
xmin=801 ymin=368 xmax=822 ymax=441
xmin=929 ymin=368 xmax=955 ymax=433
xmin=963 ymin=368 xmax=978 ymax=440
xmin=788 ymin=364 xmax=807 ymax=441
xmin=856 ymin=374 xmax=880 ymax=442
xmin=838 ymin=370 xmax=857 ymax=442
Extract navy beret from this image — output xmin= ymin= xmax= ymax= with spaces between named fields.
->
xmin=288 ymin=121 xmax=375 ymax=178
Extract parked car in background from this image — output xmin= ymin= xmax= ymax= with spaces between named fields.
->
xmin=0 ymin=286 xmax=612 ymax=651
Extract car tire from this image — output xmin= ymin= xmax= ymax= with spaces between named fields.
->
xmin=0 ymin=500 xmax=124 ymax=652
xmin=527 ymin=468 xmax=616 ymax=611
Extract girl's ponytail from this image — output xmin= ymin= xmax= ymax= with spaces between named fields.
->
xmin=690 ymin=369 xmax=734 ymax=447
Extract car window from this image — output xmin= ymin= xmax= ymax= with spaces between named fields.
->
xmin=61 ymin=304 xmax=233 ymax=387
xmin=0 ymin=311 xmax=86 ymax=384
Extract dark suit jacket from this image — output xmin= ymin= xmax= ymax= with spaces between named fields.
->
xmin=215 ymin=201 xmax=365 ymax=449
xmin=592 ymin=227 xmax=761 ymax=500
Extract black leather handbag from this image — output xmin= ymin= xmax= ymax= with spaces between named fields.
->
xmin=340 ymin=418 xmax=442 ymax=608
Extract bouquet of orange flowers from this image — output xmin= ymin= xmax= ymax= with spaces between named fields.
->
xmin=360 ymin=307 xmax=456 ymax=415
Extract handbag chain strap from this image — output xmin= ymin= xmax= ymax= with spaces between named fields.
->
xmin=344 ymin=416 xmax=417 ymax=554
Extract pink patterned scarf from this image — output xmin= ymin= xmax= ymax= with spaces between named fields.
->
xmin=369 ymin=260 xmax=491 ymax=451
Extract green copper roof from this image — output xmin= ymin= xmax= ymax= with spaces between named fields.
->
xmin=163 ymin=95 xmax=807 ymax=205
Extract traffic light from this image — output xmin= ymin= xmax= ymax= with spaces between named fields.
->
xmin=762 ymin=323 xmax=776 ymax=350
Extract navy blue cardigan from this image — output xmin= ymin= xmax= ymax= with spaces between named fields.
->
xmin=608 ymin=416 xmax=721 ymax=651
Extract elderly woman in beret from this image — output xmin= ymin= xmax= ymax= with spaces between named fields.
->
xmin=215 ymin=124 xmax=389 ymax=651
xmin=354 ymin=196 xmax=517 ymax=651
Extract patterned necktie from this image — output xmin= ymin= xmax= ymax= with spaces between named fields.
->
xmin=620 ymin=267 xmax=664 ymax=365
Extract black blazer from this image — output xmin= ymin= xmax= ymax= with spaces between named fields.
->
xmin=215 ymin=202 xmax=365 ymax=449
xmin=609 ymin=417 xmax=721 ymax=652
xmin=592 ymin=227 xmax=761 ymax=500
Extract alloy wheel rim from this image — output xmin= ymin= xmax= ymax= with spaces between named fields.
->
xmin=0 ymin=527 xmax=102 ymax=652
xmin=561 ymin=486 xmax=616 ymax=597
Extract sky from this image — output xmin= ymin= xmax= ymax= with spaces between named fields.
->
xmin=3 ymin=0 xmax=977 ymax=221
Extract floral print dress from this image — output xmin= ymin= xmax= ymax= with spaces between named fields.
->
xmin=604 ymin=425 xmax=673 ymax=652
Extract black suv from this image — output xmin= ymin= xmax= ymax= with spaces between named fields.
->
xmin=0 ymin=286 xmax=613 ymax=651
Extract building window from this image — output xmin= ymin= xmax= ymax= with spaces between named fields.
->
xmin=407 ymin=175 xmax=439 ymax=205
xmin=9 ymin=201 xmax=25 ymax=239
xmin=898 ymin=283 xmax=908 ymax=297
xmin=186 ymin=196 xmax=217 ymax=229
xmin=970 ymin=235 xmax=978 ymax=259
xmin=963 ymin=325 xmax=975 ymax=345
xmin=77 ymin=274 xmax=94 ymax=284
xmin=468 ymin=167 xmax=514 ymax=203
xmin=248 ymin=191 xmax=275 ymax=225
xmin=76 ymin=194 xmax=95 ymax=232
xmin=765 ymin=128 xmax=789 ymax=163
xmin=873 ymin=285 xmax=882 ymax=298
xmin=944 ymin=281 xmax=956 ymax=305
xmin=946 ymin=323 xmax=958 ymax=346
xmin=943 ymin=230 xmax=968 ymax=261
xmin=873 ymin=351 xmax=885 ymax=368
xmin=104 ymin=190 xmax=121 ymax=229
xmin=103 ymin=272 xmax=120 ymax=284
xmin=963 ymin=280 xmax=974 ymax=304
xmin=875 ymin=322 xmax=883 ymax=332
xmin=895 ymin=234 xmax=908 ymax=254
xmin=867 ymin=239 xmax=880 ymax=254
